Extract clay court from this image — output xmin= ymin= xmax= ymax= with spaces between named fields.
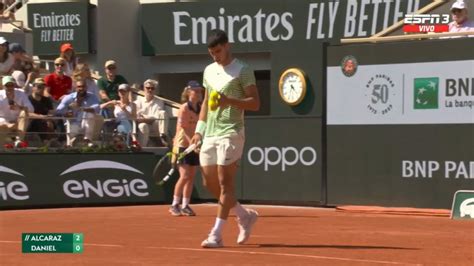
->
xmin=0 ymin=204 xmax=472 ymax=265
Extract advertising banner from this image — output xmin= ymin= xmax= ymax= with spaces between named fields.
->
xmin=328 ymin=61 xmax=474 ymax=125
xmin=141 ymin=0 xmax=432 ymax=55
xmin=27 ymin=1 xmax=89 ymax=55
xmin=190 ymin=117 xmax=323 ymax=203
xmin=0 ymin=153 xmax=164 ymax=210
xmin=326 ymin=39 xmax=474 ymax=209
xmin=241 ymin=117 xmax=323 ymax=202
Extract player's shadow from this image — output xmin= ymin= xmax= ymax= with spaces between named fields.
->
xmin=257 ymin=215 xmax=319 ymax=218
xmin=256 ymin=244 xmax=418 ymax=250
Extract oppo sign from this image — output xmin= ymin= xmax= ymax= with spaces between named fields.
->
xmin=247 ymin=146 xmax=317 ymax=171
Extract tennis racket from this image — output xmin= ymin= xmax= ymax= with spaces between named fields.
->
xmin=153 ymin=143 xmax=198 ymax=186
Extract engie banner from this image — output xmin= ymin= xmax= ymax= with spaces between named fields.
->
xmin=328 ymin=60 xmax=474 ymax=125
xmin=0 ymin=153 xmax=165 ymax=210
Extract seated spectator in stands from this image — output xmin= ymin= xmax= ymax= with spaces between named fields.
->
xmin=97 ymin=60 xmax=127 ymax=119
xmin=0 ymin=37 xmax=14 ymax=76
xmin=59 ymin=43 xmax=77 ymax=76
xmin=449 ymin=0 xmax=474 ymax=34
xmin=56 ymin=79 xmax=101 ymax=146
xmin=0 ymin=2 xmax=15 ymax=21
xmin=72 ymin=63 xmax=100 ymax=99
xmin=27 ymin=78 xmax=54 ymax=142
xmin=12 ymin=61 xmax=38 ymax=94
xmin=9 ymin=43 xmax=32 ymax=68
xmin=44 ymin=57 xmax=72 ymax=102
xmin=98 ymin=60 xmax=128 ymax=102
xmin=135 ymin=79 xmax=169 ymax=147
xmin=0 ymin=76 xmax=33 ymax=141
xmin=100 ymin=83 xmax=136 ymax=145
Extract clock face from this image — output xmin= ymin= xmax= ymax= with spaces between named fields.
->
xmin=279 ymin=68 xmax=306 ymax=106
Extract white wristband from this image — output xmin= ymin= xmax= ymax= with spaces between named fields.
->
xmin=195 ymin=120 xmax=206 ymax=136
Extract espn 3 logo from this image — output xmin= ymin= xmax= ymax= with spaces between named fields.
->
xmin=403 ymin=14 xmax=450 ymax=33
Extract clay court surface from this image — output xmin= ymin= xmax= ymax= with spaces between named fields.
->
xmin=0 ymin=204 xmax=472 ymax=265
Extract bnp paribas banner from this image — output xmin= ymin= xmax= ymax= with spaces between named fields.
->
xmin=141 ymin=0 xmax=433 ymax=55
xmin=27 ymin=1 xmax=89 ymax=55
xmin=327 ymin=60 xmax=474 ymax=125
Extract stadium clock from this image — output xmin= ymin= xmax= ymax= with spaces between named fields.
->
xmin=278 ymin=68 xmax=307 ymax=106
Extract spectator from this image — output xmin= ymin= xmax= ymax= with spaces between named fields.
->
xmin=97 ymin=60 xmax=127 ymax=121
xmin=11 ymin=63 xmax=26 ymax=88
xmin=12 ymin=62 xmax=39 ymax=95
xmin=0 ymin=36 xmax=14 ymax=76
xmin=56 ymin=79 xmax=101 ymax=146
xmin=97 ymin=60 xmax=128 ymax=102
xmin=100 ymin=83 xmax=136 ymax=145
xmin=9 ymin=43 xmax=32 ymax=69
xmin=27 ymin=78 xmax=54 ymax=142
xmin=72 ymin=63 xmax=100 ymax=99
xmin=59 ymin=43 xmax=77 ymax=76
xmin=135 ymin=79 xmax=169 ymax=147
xmin=449 ymin=0 xmax=474 ymax=34
xmin=169 ymin=80 xmax=203 ymax=216
xmin=0 ymin=76 xmax=34 ymax=141
xmin=11 ymin=61 xmax=38 ymax=94
xmin=44 ymin=57 xmax=73 ymax=102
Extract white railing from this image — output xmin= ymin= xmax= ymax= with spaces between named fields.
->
xmin=341 ymin=31 xmax=474 ymax=44
xmin=0 ymin=115 xmax=168 ymax=148
xmin=4 ymin=0 xmax=25 ymax=13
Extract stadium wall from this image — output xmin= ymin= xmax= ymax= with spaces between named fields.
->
xmin=326 ymin=38 xmax=474 ymax=209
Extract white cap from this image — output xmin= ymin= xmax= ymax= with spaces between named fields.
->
xmin=0 ymin=37 xmax=7 ymax=45
xmin=105 ymin=60 xmax=117 ymax=68
xmin=11 ymin=70 xmax=26 ymax=87
xmin=451 ymin=0 xmax=467 ymax=10
xmin=118 ymin=83 xmax=130 ymax=91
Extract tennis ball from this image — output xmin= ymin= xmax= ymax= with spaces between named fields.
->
xmin=209 ymin=91 xmax=220 ymax=111
xmin=209 ymin=99 xmax=218 ymax=111
xmin=210 ymin=90 xmax=220 ymax=101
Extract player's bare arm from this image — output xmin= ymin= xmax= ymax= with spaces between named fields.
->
xmin=198 ymin=87 xmax=209 ymax=123
xmin=218 ymin=84 xmax=260 ymax=111
xmin=191 ymin=87 xmax=208 ymax=147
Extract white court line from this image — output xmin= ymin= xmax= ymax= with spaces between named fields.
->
xmin=198 ymin=203 xmax=329 ymax=210
xmin=147 ymin=246 xmax=422 ymax=266
xmin=0 ymin=240 xmax=123 ymax=248
xmin=1 ymin=240 xmax=421 ymax=265
xmin=84 ymin=243 xmax=124 ymax=248
xmin=0 ymin=240 xmax=19 ymax=244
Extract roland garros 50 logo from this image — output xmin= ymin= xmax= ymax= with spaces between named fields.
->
xmin=365 ymin=74 xmax=396 ymax=115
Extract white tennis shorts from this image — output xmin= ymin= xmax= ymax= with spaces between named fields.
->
xmin=200 ymin=130 xmax=245 ymax=166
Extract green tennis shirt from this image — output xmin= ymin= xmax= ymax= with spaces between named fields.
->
xmin=203 ymin=59 xmax=256 ymax=137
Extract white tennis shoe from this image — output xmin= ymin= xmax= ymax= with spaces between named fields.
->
xmin=236 ymin=209 xmax=258 ymax=244
xmin=201 ymin=233 xmax=223 ymax=248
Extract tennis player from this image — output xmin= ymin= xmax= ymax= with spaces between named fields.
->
xmin=191 ymin=29 xmax=260 ymax=248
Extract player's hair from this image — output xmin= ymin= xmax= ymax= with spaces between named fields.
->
xmin=207 ymin=29 xmax=229 ymax=48
xmin=180 ymin=87 xmax=190 ymax=103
